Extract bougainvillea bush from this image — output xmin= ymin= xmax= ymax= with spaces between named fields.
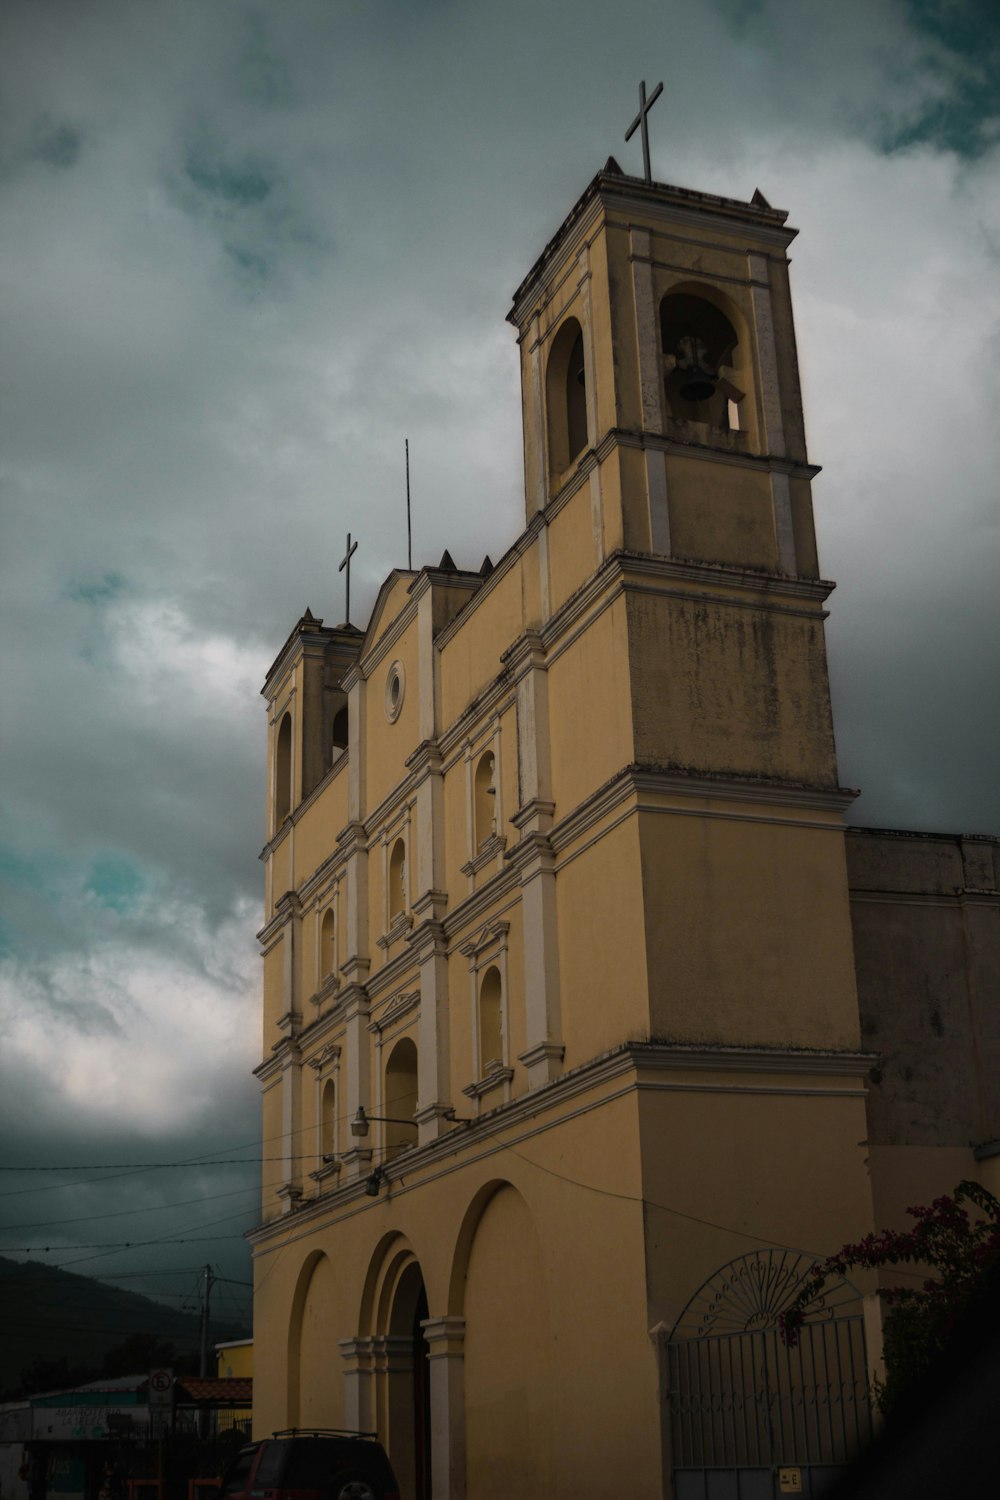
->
xmin=779 ymin=1179 xmax=1000 ymax=1416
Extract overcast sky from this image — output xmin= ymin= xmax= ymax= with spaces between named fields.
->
xmin=1 ymin=0 xmax=997 ymax=1321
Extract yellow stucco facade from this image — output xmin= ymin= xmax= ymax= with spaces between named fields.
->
xmin=248 ymin=162 xmax=999 ymax=1498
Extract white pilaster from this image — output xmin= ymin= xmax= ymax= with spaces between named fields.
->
xmin=422 ymin=1316 xmax=467 ymax=1500
xmin=506 ymin=632 xmax=563 ymax=1086
xmin=747 ymin=251 xmax=787 ymax=458
xmin=770 ymin=470 xmax=797 ymax=575
xmin=339 ymin=1337 xmax=375 ymax=1433
xmin=523 ymin=313 xmax=547 ymax=517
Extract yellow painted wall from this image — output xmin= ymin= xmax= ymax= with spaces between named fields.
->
xmin=667 ymin=455 xmax=777 ymax=571
xmin=547 ymin=595 xmax=634 ymax=818
xmin=627 ymin=589 xmax=839 ymax=786
xmin=556 ymin=816 xmax=649 ymax=1064
xmin=640 ymin=809 xmax=861 ymax=1048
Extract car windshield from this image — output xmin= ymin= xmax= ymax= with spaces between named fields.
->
xmin=221 ymin=1449 xmax=259 ymax=1496
xmin=284 ymin=1442 xmax=352 ymax=1486
xmin=251 ymin=1446 xmax=286 ymax=1493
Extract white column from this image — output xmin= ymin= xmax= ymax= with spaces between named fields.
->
xmin=422 ymin=1316 xmax=467 ymax=1500
xmin=522 ymin=314 xmax=547 ymax=517
xmin=748 ymin=251 xmax=796 ymax=575
xmin=413 ymin=919 xmax=452 ymax=1144
xmin=377 ymin=1335 xmax=418 ymax=1500
xmin=630 ymin=226 xmax=670 ymax=557
xmin=339 ymin=1337 xmax=375 ymax=1433
xmin=507 ymin=632 xmax=564 ymax=1087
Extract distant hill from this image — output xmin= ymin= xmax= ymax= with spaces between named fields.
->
xmin=0 ymin=1257 xmax=246 ymax=1396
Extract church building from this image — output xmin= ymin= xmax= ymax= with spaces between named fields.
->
xmin=249 ymin=158 xmax=1000 ymax=1499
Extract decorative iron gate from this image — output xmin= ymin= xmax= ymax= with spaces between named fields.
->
xmin=667 ymin=1250 xmax=874 ymax=1499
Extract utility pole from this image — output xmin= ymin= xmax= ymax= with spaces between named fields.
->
xmin=198 ymin=1263 xmax=215 ymax=1377
xmin=198 ymin=1263 xmax=215 ymax=1440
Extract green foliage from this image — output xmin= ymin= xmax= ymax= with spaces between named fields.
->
xmin=779 ymin=1179 xmax=1000 ymax=1417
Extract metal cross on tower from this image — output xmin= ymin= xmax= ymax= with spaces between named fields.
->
xmin=339 ymin=531 xmax=358 ymax=625
xmin=625 ymin=79 xmax=664 ymax=184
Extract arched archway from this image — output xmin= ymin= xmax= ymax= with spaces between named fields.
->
xmin=452 ymin=1181 xmax=553 ymax=1500
xmin=357 ymin=1238 xmax=433 ymax=1500
xmin=287 ymin=1250 xmax=341 ymax=1429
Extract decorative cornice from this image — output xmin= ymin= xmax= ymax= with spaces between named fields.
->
xmin=369 ymin=988 xmax=420 ymax=1035
xmin=460 ymin=833 xmax=507 ymax=878
xmin=508 ymin=167 xmax=794 ymax=327
xmin=463 ymin=1066 xmax=514 ymax=1101
xmin=459 ymin=919 xmax=511 ymax=960
xmin=376 ymin=910 xmax=414 ymax=952
xmin=366 ymin=941 xmax=419 ymax=1002
xmin=407 ymin=914 xmax=448 ymax=961
xmin=518 ymin=1041 xmax=565 ymax=1070
xmin=596 ymin=423 xmax=820 ymax=481
xmin=441 ymin=867 xmax=520 ymax=950
xmin=249 ymin=1038 xmax=867 ymax=1246
xmin=405 ymin=739 xmax=444 ymax=777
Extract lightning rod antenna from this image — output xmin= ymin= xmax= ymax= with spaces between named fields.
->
xmin=405 ymin=438 xmax=412 ymax=571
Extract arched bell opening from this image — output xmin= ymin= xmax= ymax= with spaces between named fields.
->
xmin=274 ymin=712 xmax=293 ymax=826
xmin=660 ymin=290 xmax=748 ymax=439
xmin=545 ymin=315 xmax=589 ymax=482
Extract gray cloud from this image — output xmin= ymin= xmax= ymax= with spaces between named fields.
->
xmin=1 ymin=0 xmax=997 ymax=1302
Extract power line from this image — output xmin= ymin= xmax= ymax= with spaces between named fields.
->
xmin=0 ymin=1236 xmax=249 ymax=1252
xmin=0 ymin=1160 xmax=272 ymax=1172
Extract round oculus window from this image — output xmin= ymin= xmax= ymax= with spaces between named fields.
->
xmin=385 ymin=660 xmax=405 ymax=722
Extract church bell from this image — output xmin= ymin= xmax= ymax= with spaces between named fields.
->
xmin=675 ymin=334 xmax=717 ymax=403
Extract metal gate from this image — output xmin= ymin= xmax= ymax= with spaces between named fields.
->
xmin=667 ymin=1250 xmax=873 ymax=1500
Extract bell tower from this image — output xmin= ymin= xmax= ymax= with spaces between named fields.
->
xmin=508 ymin=156 xmax=817 ymax=581
xmin=510 ymin=160 xmax=857 ymax=1049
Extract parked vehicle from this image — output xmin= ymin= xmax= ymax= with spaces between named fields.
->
xmin=218 ymin=1429 xmax=400 ymax=1500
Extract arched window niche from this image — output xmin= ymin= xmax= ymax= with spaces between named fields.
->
xmin=474 ymin=750 xmax=497 ymax=850
xmin=320 ymin=1078 xmax=336 ymax=1160
xmin=320 ymin=908 xmax=336 ymax=982
xmin=384 ymin=1036 xmax=418 ymax=1158
xmin=388 ymin=838 xmax=407 ymax=922
xmin=659 ymin=287 xmax=751 ymax=442
xmin=331 ymin=703 xmax=348 ymax=760
xmin=546 ymin=315 xmax=589 ymax=481
xmin=479 ymin=966 xmax=503 ymax=1076
xmin=274 ymin=712 xmax=293 ymax=826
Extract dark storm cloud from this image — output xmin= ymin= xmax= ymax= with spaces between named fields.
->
xmin=0 ymin=0 xmax=997 ymax=1300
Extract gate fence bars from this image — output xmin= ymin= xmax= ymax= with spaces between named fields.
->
xmin=668 ymin=1316 xmax=873 ymax=1470
xmin=666 ymin=1249 xmax=874 ymax=1498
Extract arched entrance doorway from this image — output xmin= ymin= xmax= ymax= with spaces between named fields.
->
xmin=378 ymin=1256 xmax=432 ymax=1500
